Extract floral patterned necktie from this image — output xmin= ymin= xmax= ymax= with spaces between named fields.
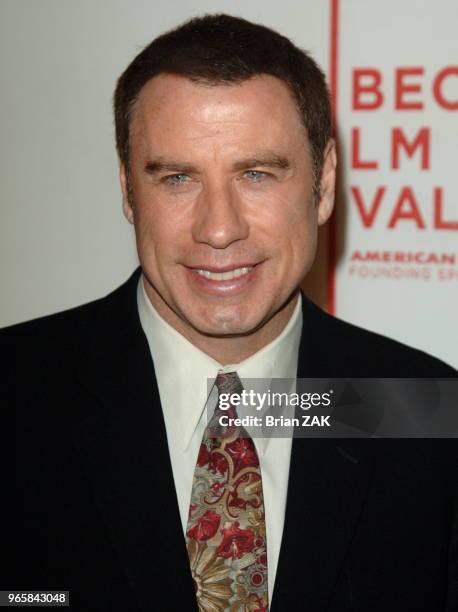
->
xmin=185 ymin=372 xmax=269 ymax=612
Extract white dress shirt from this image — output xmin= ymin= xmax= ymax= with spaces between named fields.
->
xmin=137 ymin=277 xmax=303 ymax=602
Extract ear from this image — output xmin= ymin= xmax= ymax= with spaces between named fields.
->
xmin=317 ymin=139 xmax=337 ymax=226
xmin=120 ymin=163 xmax=135 ymax=224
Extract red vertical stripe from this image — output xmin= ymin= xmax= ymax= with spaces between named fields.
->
xmin=327 ymin=0 xmax=339 ymax=315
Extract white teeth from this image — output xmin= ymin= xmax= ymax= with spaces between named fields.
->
xmin=196 ymin=266 xmax=253 ymax=281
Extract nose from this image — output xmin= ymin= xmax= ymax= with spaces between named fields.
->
xmin=192 ymin=181 xmax=249 ymax=249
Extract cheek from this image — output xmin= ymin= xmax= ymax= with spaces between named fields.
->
xmin=292 ymin=204 xmax=319 ymax=266
xmin=134 ymin=199 xmax=187 ymax=253
xmin=276 ymin=201 xmax=318 ymax=282
xmin=255 ymin=189 xmax=317 ymax=256
xmin=134 ymin=210 xmax=157 ymax=255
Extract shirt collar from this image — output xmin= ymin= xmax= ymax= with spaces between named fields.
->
xmin=137 ymin=276 xmax=303 ymax=456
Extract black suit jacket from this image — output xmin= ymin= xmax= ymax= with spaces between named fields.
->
xmin=2 ymin=268 xmax=457 ymax=611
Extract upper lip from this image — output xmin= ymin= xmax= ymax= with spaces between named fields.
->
xmin=187 ymin=263 xmax=259 ymax=273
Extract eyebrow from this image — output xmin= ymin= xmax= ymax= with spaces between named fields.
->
xmin=144 ymin=159 xmax=197 ymax=175
xmin=232 ymin=154 xmax=291 ymax=171
xmin=144 ymin=153 xmax=291 ymax=175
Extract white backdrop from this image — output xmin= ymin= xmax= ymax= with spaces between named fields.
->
xmin=1 ymin=1 xmax=456 ymax=367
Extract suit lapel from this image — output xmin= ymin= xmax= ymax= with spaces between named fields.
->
xmin=72 ymin=270 xmax=197 ymax=612
xmin=271 ymin=295 xmax=375 ymax=611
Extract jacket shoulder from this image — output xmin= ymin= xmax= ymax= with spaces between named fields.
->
xmin=0 ymin=296 xmax=106 ymax=346
xmin=302 ymin=297 xmax=456 ymax=377
xmin=0 ymin=269 xmax=140 ymax=350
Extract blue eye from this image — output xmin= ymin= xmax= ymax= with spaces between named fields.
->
xmin=165 ymin=174 xmax=189 ymax=184
xmin=245 ymin=170 xmax=267 ymax=182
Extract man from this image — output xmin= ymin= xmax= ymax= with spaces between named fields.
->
xmin=2 ymin=14 xmax=457 ymax=612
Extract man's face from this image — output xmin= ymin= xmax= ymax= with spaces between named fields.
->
xmin=121 ymin=74 xmax=336 ymax=339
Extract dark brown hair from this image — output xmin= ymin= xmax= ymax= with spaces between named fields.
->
xmin=114 ymin=14 xmax=332 ymax=199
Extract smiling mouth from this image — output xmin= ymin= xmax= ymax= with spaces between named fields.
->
xmin=194 ymin=266 xmax=254 ymax=281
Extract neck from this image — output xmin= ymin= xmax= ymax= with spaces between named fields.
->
xmin=143 ymin=279 xmax=299 ymax=365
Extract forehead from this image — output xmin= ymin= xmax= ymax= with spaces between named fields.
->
xmin=129 ymin=73 xmax=309 ymax=158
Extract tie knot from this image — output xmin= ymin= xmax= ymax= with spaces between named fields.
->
xmin=215 ymin=371 xmax=243 ymax=396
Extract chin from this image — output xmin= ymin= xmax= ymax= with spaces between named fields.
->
xmin=189 ymin=306 xmax=267 ymax=338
